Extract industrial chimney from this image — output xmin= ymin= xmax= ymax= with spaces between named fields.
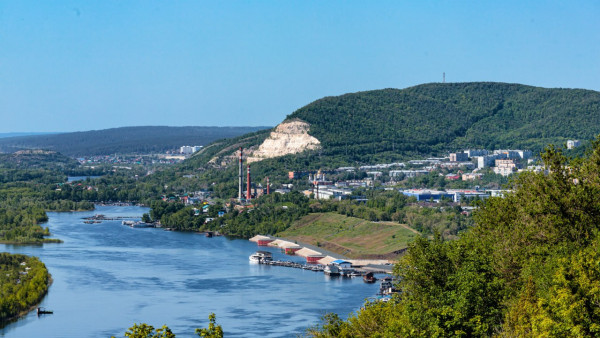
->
xmin=238 ymin=147 xmax=243 ymax=201
xmin=246 ymin=165 xmax=252 ymax=200
xmin=266 ymin=177 xmax=270 ymax=195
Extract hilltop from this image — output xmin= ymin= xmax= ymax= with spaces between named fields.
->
xmin=0 ymin=126 xmax=271 ymax=156
xmin=0 ymin=149 xmax=78 ymax=170
xmin=283 ymin=82 xmax=600 ymax=162
xmin=182 ymin=82 xmax=600 ymax=184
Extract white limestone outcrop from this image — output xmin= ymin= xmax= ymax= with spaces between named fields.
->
xmin=247 ymin=120 xmax=321 ymax=163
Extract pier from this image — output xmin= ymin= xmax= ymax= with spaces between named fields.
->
xmin=249 ymin=235 xmax=394 ymax=274
xmin=82 ymin=214 xmax=140 ymax=221
xmin=37 ymin=307 xmax=53 ymax=315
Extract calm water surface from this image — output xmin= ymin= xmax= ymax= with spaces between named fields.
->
xmin=67 ymin=176 xmax=102 ymax=182
xmin=0 ymin=206 xmax=378 ymax=337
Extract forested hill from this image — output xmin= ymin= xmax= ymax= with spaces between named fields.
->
xmin=0 ymin=150 xmax=78 ymax=169
xmin=286 ymin=82 xmax=600 ymax=162
xmin=0 ymin=126 xmax=270 ymax=156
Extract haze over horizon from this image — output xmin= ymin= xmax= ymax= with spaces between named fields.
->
xmin=1 ymin=1 xmax=598 ymax=133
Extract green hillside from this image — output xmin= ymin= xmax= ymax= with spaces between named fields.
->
xmin=286 ymin=82 xmax=600 ymax=162
xmin=0 ymin=150 xmax=78 ymax=170
xmin=171 ymin=82 xmax=600 ymax=196
xmin=279 ymin=212 xmax=419 ymax=259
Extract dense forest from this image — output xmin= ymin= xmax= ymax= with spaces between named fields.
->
xmin=0 ymin=253 xmax=50 ymax=321
xmin=308 ymin=140 xmax=600 ymax=336
xmin=0 ymin=150 xmax=79 ymax=171
xmin=286 ymin=82 xmax=600 ymax=163
xmin=0 ymin=126 xmax=270 ymax=156
xmin=0 ymin=165 xmax=94 ymax=244
xmin=167 ymin=82 xmax=600 ymax=194
xmin=206 ymin=192 xmax=311 ymax=238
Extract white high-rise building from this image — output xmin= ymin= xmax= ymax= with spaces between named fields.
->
xmin=180 ymin=145 xmax=203 ymax=154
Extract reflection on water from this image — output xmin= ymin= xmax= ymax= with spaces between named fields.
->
xmin=0 ymin=206 xmax=378 ymax=337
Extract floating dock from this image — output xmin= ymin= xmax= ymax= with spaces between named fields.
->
xmin=249 ymin=235 xmax=393 ymax=273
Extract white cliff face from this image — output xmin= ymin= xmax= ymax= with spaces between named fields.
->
xmin=247 ymin=120 xmax=321 ymax=163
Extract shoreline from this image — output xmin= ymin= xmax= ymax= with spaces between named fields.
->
xmin=0 ymin=274 xmax=53 ymax=327
xmin=0 ymin=238 xmax=63 ymax=245
xmin=249 ymin=235 xmax=394 ymax=272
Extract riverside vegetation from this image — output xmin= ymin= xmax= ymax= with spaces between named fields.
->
xmin=147 ymin=190 xmax=472 ymax=254
xmin=0 ymin=167 xmax=93 ymax=244
xmin=0 ymin=253 xmax=50 ymax=322
xmin=3 ymin=82 xmax=600 ymax=333
xmin=307 ymin=140 xmax=600 ymax=336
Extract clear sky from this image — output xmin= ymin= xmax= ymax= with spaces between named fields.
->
xmin=0 ymin=1 xmax=598 ymax=133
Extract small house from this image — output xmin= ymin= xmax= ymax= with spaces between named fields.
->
xmin=331 ymin=259 xmax=352 ymax=269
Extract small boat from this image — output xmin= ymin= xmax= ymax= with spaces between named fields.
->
xmin=123 ymin=221 xmax=153 ymax=228
xmin=37 ymin=307 xmax=53 ymax=315
xmin=249 ymin=251 xmax=273 ymax=263
xmin=205 ymin=232 xmax=213 ymax=238
xmin=131 ymin=221 xmax=153 ymax=228
xmin=378 ymin=277 xmax=399 ymax=296
xmin=324 ymin=264 xmax=341 ymax=276
xmin=363 ymin=272 xmax=377 ymax=283
xmin=341 ymin=268 xmax=355 ymax=277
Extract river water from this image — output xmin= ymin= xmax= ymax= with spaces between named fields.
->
xmin=0 ymin=206 xmax=379 ymax=337
xmin=67 ymin=176 xmax=102 ymax=182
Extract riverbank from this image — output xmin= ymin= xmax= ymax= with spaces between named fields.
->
xmin=277 ymin=212 xmax=418 ymax=260
xmin=0 ymin=254 xmax=52 ymax=326
xmin=1 ymin=204 xmax=378 ymax=337
xmin=0 ymin=238 xmax=63 ymax=245
xmin=0 ymin=275 xmax=54 ymax=327
xmin=249 ymin=235 xmax=394 ymax=273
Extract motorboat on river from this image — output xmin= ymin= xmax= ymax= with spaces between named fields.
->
xmin=363 ymin=272 xmax=377 ymax=283
xmin=378 ymin=276 xmax=399 ymax=296
xmin=122 ymin=220 xmax=153 ymax=228
xmin=324 ymin=264 xmax=341 ymax=276
xmin=249 ymin=251 xmax=273 ymax=263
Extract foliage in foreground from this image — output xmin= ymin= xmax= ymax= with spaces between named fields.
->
xmin=308 ymin=139 xmax=600 ymax=336
xmin=117 ymin=313 xmax=223 ymax=338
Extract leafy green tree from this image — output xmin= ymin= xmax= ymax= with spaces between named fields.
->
xmin=195 ymin=313 xmax=223 ymax=338
xmin=122 ymin=323 xmax=175 ymax=338
xmin=309 ymin=137 xmax=600 ymax=336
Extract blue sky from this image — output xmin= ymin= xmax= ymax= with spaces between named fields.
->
xmin=1 ymin=1 xmax=598 ymax=132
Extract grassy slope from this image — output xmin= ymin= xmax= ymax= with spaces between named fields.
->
xmin=278 ymin=212 xmax=419 ymax=260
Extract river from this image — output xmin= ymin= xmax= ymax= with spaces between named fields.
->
xmin=0 ymin=205 xmax=379 ymax=337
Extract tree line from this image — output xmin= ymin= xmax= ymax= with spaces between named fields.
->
xmin=308 ymin=139 xmax=600 ymax=336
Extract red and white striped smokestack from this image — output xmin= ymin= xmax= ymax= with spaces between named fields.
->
xmin=238 ymin=147 xmax=243 ymax=200
xmin=267 ymin=177 xmax=270 ymax=195
xmin=246 ymin=165 xmax=251 ymax=200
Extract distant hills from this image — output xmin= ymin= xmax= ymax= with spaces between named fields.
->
xmin=0 ymin=126 xmax=271 ymax=156
xmin=172 ymin=82 xmax=600 ymax=197
xmin=284 ymin=82 xmax=600 ymax=163
xmin=0 ymin=150 xmax=78 ymax=170
xmin=187 ymin=82 xmax=600 ymax=174
xmin=0 ymin=132 xmax=60 ymax=139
